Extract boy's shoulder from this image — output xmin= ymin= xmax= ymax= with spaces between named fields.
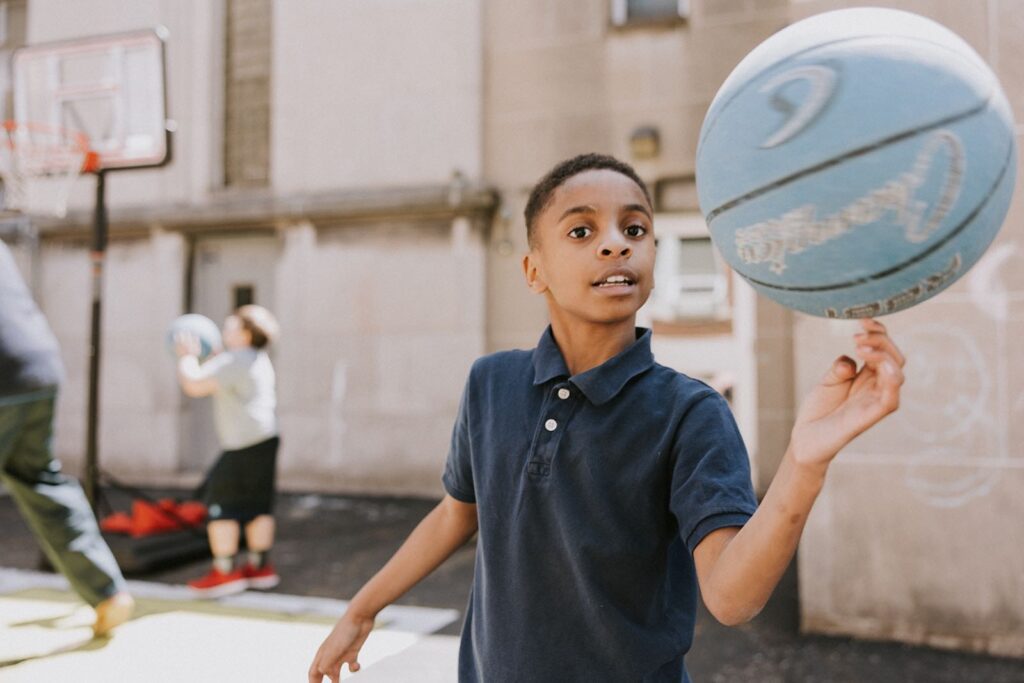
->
xmin=467 ymin=348 xmax=534 ymax=381
xmin=647 ymin=360 xmax=724 ymax=406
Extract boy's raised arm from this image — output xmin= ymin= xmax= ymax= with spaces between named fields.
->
xmin=694 ymin=318 xmax=904 ymax=626
xmin=308 ymin=494 xmax=478 ymax=683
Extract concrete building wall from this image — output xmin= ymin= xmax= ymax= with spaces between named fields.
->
xmin=273 ymin=220 xmax=485 ymax=495
xmin=788 ymin=0 xmax=1024 ymax=656
xmin=271 ymin=0 xmax=482 ymax=193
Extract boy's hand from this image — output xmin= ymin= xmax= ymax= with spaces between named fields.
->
xmin=790 ymin=318 xmax=905 ymax=469
xmin=308 ymin=612 xmax=375 ymax=682
xmin=174 ymin=331 xmax=201 ymax=358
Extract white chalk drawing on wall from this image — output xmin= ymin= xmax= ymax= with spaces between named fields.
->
xmin=896 ymin=244 xmax=1016 ymax=508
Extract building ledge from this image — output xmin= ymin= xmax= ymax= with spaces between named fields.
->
xmin=31 ymin=182 xmax=500 ymax=242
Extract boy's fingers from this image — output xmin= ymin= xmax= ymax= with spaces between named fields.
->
xmin=859 ymin=317 xmax=887 ymax=334
xmin=308 ymin=653 xmax=343 ymax=683
xmin=854 ymin=347 xmax=902 ymax=372
xmin=822 ymin=355 xmax=857 ymax=385
xmin=855 ymin=348 xmax=905 ymax=399
xmin=878 ymin=360 xmax=904 ymax=411
xmin=853 ymin=331 xmax=905 ymax=367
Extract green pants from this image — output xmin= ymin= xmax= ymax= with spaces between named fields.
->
xmin=0 ymin=392 xmax=126 ymax=606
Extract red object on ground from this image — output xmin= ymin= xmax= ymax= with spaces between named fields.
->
xmin=99 ymin=511 xmax=132 ymax=534
xmin=99 ymin=499 xmax=207 ymax=537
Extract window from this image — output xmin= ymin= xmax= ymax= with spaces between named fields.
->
xmin=611 ymin=0 xmax=690 ymax=26
xmin=233 ymin=284 xmax=254 ymax=308
xmin=642 ymin=213 xmax=730 ymax=324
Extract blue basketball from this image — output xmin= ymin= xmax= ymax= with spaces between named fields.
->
xmin=696 ymin=8 xmax=1017 ymax=318
xmin=166 ymin=314 xmax=222 ymax=362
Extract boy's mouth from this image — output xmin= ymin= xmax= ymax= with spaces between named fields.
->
xmin=593 ymin=270 xmax=638 ymax=288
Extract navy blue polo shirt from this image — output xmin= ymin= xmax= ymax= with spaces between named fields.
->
xmin=443 ymin=326 xmax=758 ymax=682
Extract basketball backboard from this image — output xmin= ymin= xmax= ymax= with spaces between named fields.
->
xmin=12 ymin=27 xmax=171 ymax=172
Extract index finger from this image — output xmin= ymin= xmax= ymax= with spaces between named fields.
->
xmin=859 ymin=318 xmax=887 ymax=334
xmin=307 ymin=663 xmax=339 ymax=683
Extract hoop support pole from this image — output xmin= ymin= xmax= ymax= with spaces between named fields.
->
xmin=84 ymin=170 xmax=107 ymax=508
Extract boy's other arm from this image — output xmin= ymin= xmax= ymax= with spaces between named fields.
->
xmin=693 ymin=318 xmax=904 ymax=626
xmin=308 ymin=494 xmax=478 ymax=683
xmin=176 ymin=355 xmax=219 ymax=397
xmin=174 ymin=331 xmax=219 ymax=397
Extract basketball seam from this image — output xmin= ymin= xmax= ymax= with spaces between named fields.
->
xmin=737 ymin=138 xmax=1015 ymax=293
xmin=697 ymin=32 xmax=994 ymax=153
xmin=704 ymin=97 xmax=990 ymax=223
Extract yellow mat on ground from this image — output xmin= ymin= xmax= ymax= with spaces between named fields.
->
xmin=0 ymin=588 xmax=426 ymax=682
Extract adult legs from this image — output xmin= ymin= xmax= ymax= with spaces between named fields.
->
xmin=0 ymin=395 xmax=127 ymax=607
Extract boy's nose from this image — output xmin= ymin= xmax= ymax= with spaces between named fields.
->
xmin=599 ymin=235 xmax=632 ymax=258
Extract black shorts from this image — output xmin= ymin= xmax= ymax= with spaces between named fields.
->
xmin=200 ymin=436 xmax=279 ymax=523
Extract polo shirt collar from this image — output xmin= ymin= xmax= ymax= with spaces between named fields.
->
xmin=532 ymin=325 xmax=655 ymax=406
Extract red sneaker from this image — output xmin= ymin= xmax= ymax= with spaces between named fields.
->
xmin=241 ymin=563 xmax=280 ymax=590
xmin=187 ymin=568 xmax=248 ymax=598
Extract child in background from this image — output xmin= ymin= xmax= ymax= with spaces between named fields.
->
xmin=175 ymin=304 xmax=281 ymax=597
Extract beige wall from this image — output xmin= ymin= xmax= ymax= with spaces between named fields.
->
xmin=273 ymin=220 xmax=486 ymax=495
xmin=272 ymin=0 xmax=483 ymax=193
xmin=788 ymin=0 xmax=1024 ymax=656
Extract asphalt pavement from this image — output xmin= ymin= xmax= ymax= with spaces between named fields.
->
xmin=1 ymin=486 xmax=1021 ymax=682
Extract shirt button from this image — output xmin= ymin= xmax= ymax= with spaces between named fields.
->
xmin=544 ymin=419 xmax=558 ymax=431
xmin=557 ymin=388 xmax=570 ymax=400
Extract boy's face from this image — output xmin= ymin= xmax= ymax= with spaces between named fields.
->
xmin=222 ymin=315 xmax=252 ymax=350
xmin=523 ymin=169 xmax=655 ymax=326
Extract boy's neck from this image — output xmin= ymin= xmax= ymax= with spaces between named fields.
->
xmin=548 ymin=314 xmax=638 ymax=376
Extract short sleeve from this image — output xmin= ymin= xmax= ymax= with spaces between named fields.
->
xmin=442 ymin=372 xmax=475 ymax=503
xmin=670 ymin=391 xmax=758 ymax=554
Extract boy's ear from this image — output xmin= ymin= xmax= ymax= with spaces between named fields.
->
xmin=522 ymin=252 xmax=548 ymax=295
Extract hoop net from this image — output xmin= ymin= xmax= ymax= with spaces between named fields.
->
xmin=0 ymin=121 xmax=98 ymax=218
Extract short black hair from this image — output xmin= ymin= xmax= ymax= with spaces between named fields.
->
xmin=524 ymin=153 xmax=652 ymax=247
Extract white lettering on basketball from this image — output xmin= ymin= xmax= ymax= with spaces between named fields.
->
xmin=734 ymin=130 xmax=965 ymax=275
xmin=823 ymin=253 xmax=962 ymax=319
xmin=759 ymin=65 xmax=837 ymax=149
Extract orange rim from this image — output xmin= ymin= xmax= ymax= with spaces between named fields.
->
xmin=0 ymin=119 xmax=96 ymax=174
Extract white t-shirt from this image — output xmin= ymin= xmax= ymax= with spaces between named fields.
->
xmin=199 ymin=348 xmax=277 ymax=450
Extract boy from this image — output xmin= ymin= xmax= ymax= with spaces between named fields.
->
xmin=0 ymin=239 xmax=134 ymax=637
xmin=308 ymin=153 xmax=904 ymax=682
xmin=175 ymin=304 xmax=282 ymax=597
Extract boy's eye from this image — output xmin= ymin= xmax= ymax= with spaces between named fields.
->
xmin=624 ymin=224 xmax=647 ymax=238
xmin=568 ymin=226 xmax=592 ymax=239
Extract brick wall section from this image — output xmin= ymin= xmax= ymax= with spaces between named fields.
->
xmin=225 ymin=0 xmax=271 ymax=186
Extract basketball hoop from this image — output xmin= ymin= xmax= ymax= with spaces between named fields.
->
xmin=0 ymin=121 xmax=98 ymax=218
